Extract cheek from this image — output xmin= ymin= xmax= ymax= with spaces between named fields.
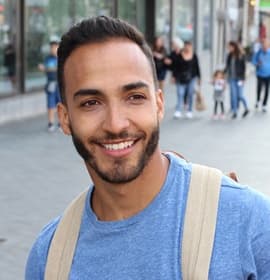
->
xmin=68 ymin=112 xmax=98 ymax=139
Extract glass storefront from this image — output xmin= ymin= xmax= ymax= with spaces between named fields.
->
xmin=0 ymin=0 xmax=161 ymax=97
xmin=24 ymin=0 xmax=116 ymax=91
xmin=173 ymin=0 xmax=194 ymax=42
xmin=23 ymin=0 xmax=146 ymax=92
xmin=0 ymin=0 xmax=17 ymax=96
xmin=155 ymin=0 xmax=170 ymax=49
xmin=202 ymin=0 xmax=211 ymax=50
xmin=1 ymin=0 xmax=208 ymax=98
xmin=118 ymin=0 xmax=146 ymax=33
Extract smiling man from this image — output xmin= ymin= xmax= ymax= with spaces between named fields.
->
xmin=25 ymin=16 xmax=270 ymax=279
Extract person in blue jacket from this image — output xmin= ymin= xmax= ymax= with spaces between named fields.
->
xmin=26 ymin=16 xmax=270 ymax=279
xmin=252 ymin=38 xmax=270 ymax=112
xmin=38 ymin=39 xmax=61 ymax=132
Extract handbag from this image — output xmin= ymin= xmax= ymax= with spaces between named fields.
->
xmin=195 ymin=90 xmax=206 ymax=111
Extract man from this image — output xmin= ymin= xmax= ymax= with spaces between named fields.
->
xmin=26 ymin=16 xmax=270 ymax=279
xmin=38 ymin=38 xmax=61 ymax=132
xmin=252 ymin=38 xmax=270 ymax=113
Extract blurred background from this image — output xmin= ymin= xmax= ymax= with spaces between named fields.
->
xmin=1 ymin=1 xmax=270 ymax=279
xmin=0 ymin=0 xmax=265 ymax=123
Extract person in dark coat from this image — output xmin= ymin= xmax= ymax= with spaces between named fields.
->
xmin=224 ymin=41 xmax=249 ymax=119
xmin=165 ymin=40 xmax=201 ymax=119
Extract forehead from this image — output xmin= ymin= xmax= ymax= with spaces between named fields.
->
xmin=66 ymin=38 xmax=150 ymax=67
xmin=63 ymin=39 xmax=154 ymax=95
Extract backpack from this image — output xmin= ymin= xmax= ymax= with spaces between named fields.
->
xmin=44 ymin=163 xmax=222 ymax=280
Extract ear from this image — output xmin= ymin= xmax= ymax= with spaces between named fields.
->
xmin=57 ymin=102 xmax=71 ymax=135
xmin=156 ymin=89 xmax=165 ymax=121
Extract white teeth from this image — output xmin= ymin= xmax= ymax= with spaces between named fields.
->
xmin=103 ymin=141 xmax=134 ymax=151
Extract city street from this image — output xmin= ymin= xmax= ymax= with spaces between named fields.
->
xmin=1 ymin=70 xmax=270 ymax=279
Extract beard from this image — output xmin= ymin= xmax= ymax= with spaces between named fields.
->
xmin=70 ymin=124 xmax=160 ymax=184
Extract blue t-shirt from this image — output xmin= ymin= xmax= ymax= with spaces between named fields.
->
xmin=25 ymin=153 xmax=270 ymax=279
xmin=44 ymin=55 xmax=57 ymax=81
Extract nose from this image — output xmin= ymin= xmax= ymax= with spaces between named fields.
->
xmin=102 ymin=103 xmax=130 ymax=134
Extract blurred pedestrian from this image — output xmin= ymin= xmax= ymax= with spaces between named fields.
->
xmin=224 ymin=41 xmax=249 ymax=119
xmin=211 ymin=70 xmax=226 ymax=120
xmin=152 ymin=36 xmax=168 ymax=92
xmin=252 ymin=38 xmax=270 ymax=113
xmin=38 ymin=39 xmax=61 ymax=132
xmin=166 ymin=40 xmax=200 ymax=119
xmin=3 ymin=43 xmax=16 ymax=89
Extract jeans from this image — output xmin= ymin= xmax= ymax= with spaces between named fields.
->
xmin=229 ymin=79 xmax=248 ymax=114
xmin=175 ymin=78 xmax=196 ymax=112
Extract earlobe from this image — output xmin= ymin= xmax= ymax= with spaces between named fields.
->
xmin=156 ymin=89 xmax=165 ymax=121
xmin=57 ymin=103 xmax=71 ymax=135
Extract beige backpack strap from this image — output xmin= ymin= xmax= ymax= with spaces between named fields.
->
xmin=44 ymin=189 xmax=88 ymax=280
xmin=181 ymin=164 xmax=222 ymax=280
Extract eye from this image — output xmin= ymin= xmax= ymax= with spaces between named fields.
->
xmin=128 ymin=93 xmax=146 ymax=103
xmin=80 ymin=99 xmax=100 ymax=108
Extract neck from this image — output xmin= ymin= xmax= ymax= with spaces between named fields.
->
xmin=89 ymin=149 xmax=169 ymax=221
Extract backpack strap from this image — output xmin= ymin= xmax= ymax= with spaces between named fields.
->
xmin=44 ymin=189 xmax=88 ymax=280
xmin=181 ymin=164 xmax=222 ymax=280
xmin=44 ymin=163 xmax=222 ymax=280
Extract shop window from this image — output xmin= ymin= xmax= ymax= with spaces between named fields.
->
xmin=0 ymin=0 xmax=17 ymax=96
xmin=118 ymin=0 xmax=146 ymax=33
xmin=24 ymin=0 xmax=115 ymax=92
xmin=155 ymin=0 xmax=170 ymax=49
xmin=174 ymin=0 xmax=194 ymax=42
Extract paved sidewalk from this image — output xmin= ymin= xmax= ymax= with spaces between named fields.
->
xmin=1 ymin=61 xmax=270 ymax=279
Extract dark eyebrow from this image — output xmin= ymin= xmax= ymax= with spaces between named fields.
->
xmin=73 ymin=81 xmax=149 ymax=101
xmin=73 ymin=89 xmax=101 ymax=100
xmin=122 ymin=81 xmax=149 ymax=92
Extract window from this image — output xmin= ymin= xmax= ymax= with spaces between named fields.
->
xmin=0 ymin=0 xmax=17 ymax=96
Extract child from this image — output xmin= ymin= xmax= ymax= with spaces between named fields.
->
xmin=212 ymin=70 xmax=226 ymax=120
xmin=38 ymin=39 xmax=61 ymax=132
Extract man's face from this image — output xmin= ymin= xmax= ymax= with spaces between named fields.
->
xmin=58 ymin=39 xmax=164 ymax=184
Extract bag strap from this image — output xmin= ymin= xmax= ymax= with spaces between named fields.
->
xmin=44 ymin=189 xmax=88 ymax=280
xmin=181 ymin=164 xmax=222 ymax=280
xmin=44 ymin=163 xmax=222 ymax=280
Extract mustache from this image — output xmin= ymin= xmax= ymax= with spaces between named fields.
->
xmin=90 ymin=130 xmax=145 ymax=143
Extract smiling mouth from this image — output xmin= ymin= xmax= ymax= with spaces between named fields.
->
xmin=102 ymin=140 xmax=135 ymax=151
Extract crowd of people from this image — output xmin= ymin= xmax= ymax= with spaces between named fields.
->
xmin=35 ymin=32 xmax=270 ymax=133
xmin=152 ymin=35 xmax=270 ymax=121
xmin=31 ymin=29 xmax=270 ymax=136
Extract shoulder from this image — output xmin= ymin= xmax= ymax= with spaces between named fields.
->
xmin=164 ymin=152 xmax=193 ymax=190
xmin=44 ymin=55 xmax=52 ymax=61
xmin=219 ymin=177 xmax=270 ymax=274
xmin=220 ymin=175 xmax=270 ymax=209
xmin=25 ymin=216 xmax=60 ymax=279
xmin=219 ymin=175 xmax=270 ymax=241
xmin=193 ymin=53 xmax=199 ymax=60
xmin=167 ymin=153 xmax=270 ymax=222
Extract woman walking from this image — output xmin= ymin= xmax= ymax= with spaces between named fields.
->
xmin=225 ymin=41 xmax=249 ymax=119
xmin=166 ymin=40 xmax=201 ymax=119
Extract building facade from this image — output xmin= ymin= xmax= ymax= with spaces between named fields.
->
xmin=0 ymin=0 xmax=255 ymax=122
xmin=0 ymin=0 xmax=213 ymax=97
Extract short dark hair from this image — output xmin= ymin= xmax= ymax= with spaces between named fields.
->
xmin=49 ymin=41 xmax=59 ymax=46
xmin=57 ymin=15 xmax=158 ymax=103
xmin=183 ymin=41 xmax=192 ymax=46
